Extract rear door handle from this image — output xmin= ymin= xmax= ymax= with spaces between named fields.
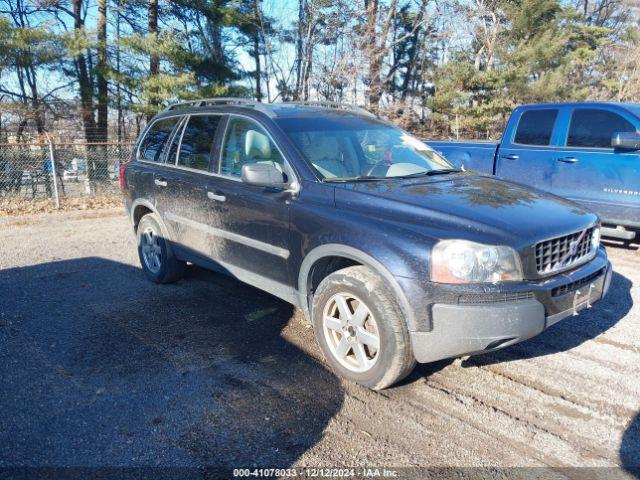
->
xmin=154 ymin=178 xmax=167 ymax=187
xmin=207 ymin=191 xmax=226 ymax=202
xmin=502 ymin=154 xmax=519 ymax=160
xmin=557 ymin=157 xmax=579 ymax=163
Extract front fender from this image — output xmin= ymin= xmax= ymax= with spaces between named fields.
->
xmin=297 ymin=243 xmax=431 ymax=333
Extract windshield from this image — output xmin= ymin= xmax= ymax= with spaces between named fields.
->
xmin=276 ymin=115 xmax=453 ymax=180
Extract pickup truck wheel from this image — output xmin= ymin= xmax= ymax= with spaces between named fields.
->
xmin=137 ymin=213 xmax=185 ymax=284
xmin=312 ymin=266 xmax=416 ymax=390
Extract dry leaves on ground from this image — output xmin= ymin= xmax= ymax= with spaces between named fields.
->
xmin=0 ymin=194 xmax=124 ymax=217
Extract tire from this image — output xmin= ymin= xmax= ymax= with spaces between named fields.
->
xmin=311 ymin=265 xmax=416 ymax=390
xmin=137 ymin=213 xmax=186 ymax=284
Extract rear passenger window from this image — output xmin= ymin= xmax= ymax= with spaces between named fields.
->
xmin=177 ymin=115 xmax=222 ymax=171
xmin=138 ymin=117 xmax=180 ymax=162
xmin=513 ymin=109 xmax=558 ymax=146
xmin=567 ymin=109 xmax=636 ymax=148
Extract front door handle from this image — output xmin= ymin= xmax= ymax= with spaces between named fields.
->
xmin=557 ymin=157 xmax=579 ymax=163
xmin=154 ymin=178 xmax=168 ymax=187
xmin=502 ymin=154 xmax=519 ymax=160
xmin=207 ymin=191 xmax=226 ymax=202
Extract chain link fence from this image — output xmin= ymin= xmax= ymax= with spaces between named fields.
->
xmin=0 ymin=142 xmax=133 ymax=207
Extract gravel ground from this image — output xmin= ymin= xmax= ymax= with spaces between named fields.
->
xmin=0 ymin=209 xmax=639 ymax=478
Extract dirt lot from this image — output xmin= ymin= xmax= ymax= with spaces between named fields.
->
xmin=0 ymin=209 xmax=639 ymax=477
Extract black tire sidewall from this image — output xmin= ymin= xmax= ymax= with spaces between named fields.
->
xmin=312 ymin=267 xmax=409 ymax=389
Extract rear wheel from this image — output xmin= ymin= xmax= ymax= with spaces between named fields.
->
xmin=312 ymin=266 xmax=416 ymax=390
xmin=137 ymin=213 xmax=185 ymax=283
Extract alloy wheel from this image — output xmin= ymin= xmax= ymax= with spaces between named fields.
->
xmin=141 ymin=227 xmax=162 ymax=274
xmin=322 ymin=292 xmax=380 ymax=373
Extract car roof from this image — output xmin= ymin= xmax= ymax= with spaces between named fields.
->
xmin=517 ymin=101 xmax=640 ymax=110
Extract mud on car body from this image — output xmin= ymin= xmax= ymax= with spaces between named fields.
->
xmin=121 ymin=99 xmax=612 ymax=390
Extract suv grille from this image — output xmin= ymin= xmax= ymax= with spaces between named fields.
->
xmin=535 ymin=227 xmax=595 ymax=275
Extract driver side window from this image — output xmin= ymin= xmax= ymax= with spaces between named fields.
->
xmin=567 ymin=109 xmax=636 ymax=148
xmin=219 ymin=117 xmax=285 ymax=178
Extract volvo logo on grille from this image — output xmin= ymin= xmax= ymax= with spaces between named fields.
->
xmin=557 ymin=229 xmax=587 ymax=268
xmin=568 ymin=239 xmax=579 ymax=256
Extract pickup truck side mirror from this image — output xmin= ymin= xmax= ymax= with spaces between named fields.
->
xmin=241 ymin=163 xmax=287 ymax=187
xmin=611 ymin=131 xmax=640 ymax=150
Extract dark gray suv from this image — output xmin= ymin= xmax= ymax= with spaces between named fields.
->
xmin=121 ymin=98 xmax=612 ymax=389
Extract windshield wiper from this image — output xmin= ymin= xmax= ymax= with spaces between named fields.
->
xmin=322 ymin=168 xmax=463 ymax=182
xmin=394 ymin=168 xmax=463 ymax=179
xmin=322 ymin=175 xmax=387 ymax=183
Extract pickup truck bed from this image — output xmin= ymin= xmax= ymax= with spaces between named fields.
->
xmin=427 ymin=140 xmax=498 ymax=174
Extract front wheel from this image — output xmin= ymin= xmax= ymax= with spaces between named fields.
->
xmin=137 ymin=213 xmax=186 ymax=284
xmin=311 ymin=266 xmax=416 ymax=390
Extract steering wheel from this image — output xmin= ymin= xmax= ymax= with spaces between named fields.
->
xmin=363 ymin=160 xmax=390 ymax=177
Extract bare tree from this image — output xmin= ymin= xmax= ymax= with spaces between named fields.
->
xmin=470 ymin=0 xmax=502 ymax=72
xmin=72 ymin=0 xmax=98 ymax=142
xmin=96 ymin=0 xmax=108 ymax=141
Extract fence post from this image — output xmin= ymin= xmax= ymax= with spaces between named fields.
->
xmin=44 ymin=131 xmax=60 ymax=209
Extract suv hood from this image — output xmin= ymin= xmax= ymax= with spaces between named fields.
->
xmin=334 ymin=174 xmax=598 ymax=247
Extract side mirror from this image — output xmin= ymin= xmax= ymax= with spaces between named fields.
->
xmin=241 ymin=163 xmax=287 ymax=187
xmin=611 ymin=131 xmax=640 ymax=150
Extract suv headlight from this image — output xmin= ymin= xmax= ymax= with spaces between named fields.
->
xmin=591 ymin=226 xmax=601 ymax=250
xmin=431 ymin=240 xmax=523 ymax=284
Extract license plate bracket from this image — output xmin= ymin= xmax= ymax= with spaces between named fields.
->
xmin=572 ymin=283 xmax=596 ymax=315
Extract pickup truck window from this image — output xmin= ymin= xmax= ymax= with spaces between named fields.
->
xmin=567 ymin=109 xmax=636 ymax=148
xmin=138 ymin=117 xmax=181 ymax=162
xmin=513 ymin=109 xmax=558 ymax=146
xmin=177 ymin=115 xmax=222 ymax=171
xmin=220 ymin=117 xmax=285 ymax=177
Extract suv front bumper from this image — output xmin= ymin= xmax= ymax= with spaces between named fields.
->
xmin=410 ymin=248 xmax=612 ymax=363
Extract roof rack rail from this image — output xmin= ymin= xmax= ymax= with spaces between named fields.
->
xmin=162 ymin=98 xmax=375 ymax=118
xmin=163 ymin=97 xmax=276 ymax=117
xmin=285 ymin=101 xmax=375 ymax=117
xmin=165 ymin=97 xmax=254 ymax=111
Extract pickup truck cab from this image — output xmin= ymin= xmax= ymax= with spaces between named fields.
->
xmin=121 ymin=99 xmax=611 ymax=390
xmin=427 ymin=102 xmax=640 ymax=242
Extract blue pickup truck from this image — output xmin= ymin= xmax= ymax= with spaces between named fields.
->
xmin=427 ymin=102 xmax=640 ymax=241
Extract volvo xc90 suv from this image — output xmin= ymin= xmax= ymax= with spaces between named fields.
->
xmin=121 ymin=99 xmax=611 ymax=389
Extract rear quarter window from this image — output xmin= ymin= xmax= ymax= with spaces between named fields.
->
xmin=138 ymin=117 xmax=181 ymax=162
xmin=513 ymin=109 xmax=558 ymax=146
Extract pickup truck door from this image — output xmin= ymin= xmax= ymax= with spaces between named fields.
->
xmin=494 ymin=107 xmax=561 ymax=191
xmin=549 ymin=106 xmax=640 ymax=227
xmin=200 ymin=115 xmax=295 ymax=299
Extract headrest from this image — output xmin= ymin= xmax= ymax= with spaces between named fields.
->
xmin=312 ymin=135 xmax=340 ymax=160
xmin=245 ymin=130 xmax=271 ymax=159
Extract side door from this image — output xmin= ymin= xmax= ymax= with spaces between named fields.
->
xmin=550 ymin=107 xmax=640 ymax=226
xmin=157 ymin=113 xmax=225 ymax=262
xmin=494 ymin=107 xmax=561 ymax=190
xmin=135 ymin=116 xmax=184 ymax=210
xmin=153 ymin=115 xmax=186 ymax=227
xmin=204 ymin=115 xmax=295 ymax=293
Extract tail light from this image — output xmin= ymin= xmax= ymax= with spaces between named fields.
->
xmin=119 ymin=148 xmax=134 ymax=190
xmin=119 ymin=162 xmax=127 ymax=190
